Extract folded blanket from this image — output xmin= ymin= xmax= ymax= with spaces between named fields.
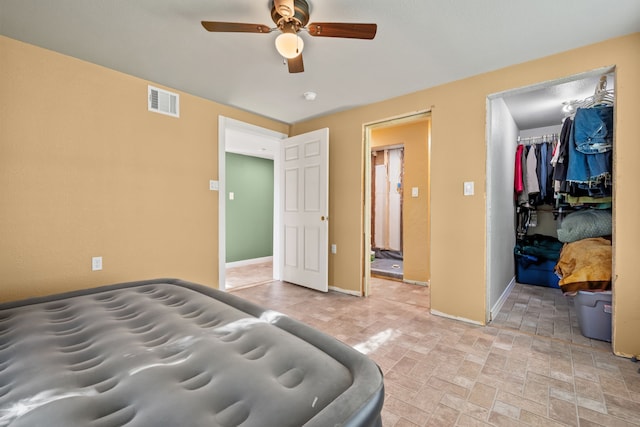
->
xmin=556 ymin=209 xmax=612 ymax=243
xmin=515 ymin=234 xmax=563 ymax=262
xmin=554 ymin=237 xmax=612 ymax=294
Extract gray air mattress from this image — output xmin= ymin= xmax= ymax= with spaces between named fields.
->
xmin=0 ymin=279 xmax=384 ymax=427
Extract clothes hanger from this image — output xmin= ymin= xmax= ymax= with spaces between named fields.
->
xmin=580 ymin=76 xmax=615 ymax=108
xmin=561 ymin=76 xmax=614 ymax=119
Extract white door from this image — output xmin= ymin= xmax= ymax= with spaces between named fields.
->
xmin=281 ymin=128 xmax=329 ymax=292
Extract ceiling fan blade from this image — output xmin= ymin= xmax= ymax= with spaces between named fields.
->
xmin=288 ymin=54 xmax=304 ymax=73
xmin=201 ymin=21 xmax=272 ymax=34
xmin=307 ymin=22 xmax=377 ymax=39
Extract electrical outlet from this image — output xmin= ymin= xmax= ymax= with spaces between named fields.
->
xmin=463 ymin=181 xmax=475 ymax=196
xmin=331 ymin=244 xmax=337 ymax=254
xmin=92 ymin=256 xmax=102 ymax=271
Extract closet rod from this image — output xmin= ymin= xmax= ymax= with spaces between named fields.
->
xmin=517 ymin=134 xmax=558 ymax=145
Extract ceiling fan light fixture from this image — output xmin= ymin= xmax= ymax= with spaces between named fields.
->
xmin=275 ymin=32 xmax=304 ymax=59
xmin=202 ymin=0 xmax=377 ymax=74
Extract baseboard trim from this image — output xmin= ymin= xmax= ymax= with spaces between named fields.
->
xmin=490 ymin=276 xmax=516 ymax=322
xmin=430 ymin=309 xmax=485 ymax=326
xmin=328 ymin=286 xmax=362 ymax=297
xmin=403 ymin=279 xmax=429 ymax=287
xmin=226 ymin=256 xmax=273 ymax=269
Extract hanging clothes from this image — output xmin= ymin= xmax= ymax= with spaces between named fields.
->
xmin=553 ymin=117 xmax=572 ymax=193
xmin=514 ymin=144 xmax=524 ymax=194
xmin=515 ymin=136 xmax=558 ymax=207
xmin=518 ymin=145 xmax=529 ymax=206
xmin=566 ymin=105 xmax=613 ymax=197
xmin=526 ymin=145 xmax=540 ymax=201
xmin=538 ymin=143 xmax=548 ymax=201
xmin=544 ymin=139 xmax=555 ymax=204
xmin=574 ymin=105 xmax=614 ymax=153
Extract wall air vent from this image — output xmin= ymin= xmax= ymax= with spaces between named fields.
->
xmin=148 ymin=85 xmax=179 ymax=117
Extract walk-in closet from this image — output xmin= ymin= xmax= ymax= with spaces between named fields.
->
xmin=487 ymin=68 xmax=615 ymax=347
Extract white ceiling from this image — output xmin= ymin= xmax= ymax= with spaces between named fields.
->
xmin=1 ymin=0 xmax=639 ymax=125
xmin=502 ymin=70 xmax=616 ymax=131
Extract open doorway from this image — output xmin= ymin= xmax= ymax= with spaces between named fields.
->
xmin=218 ymin=117 xmax=286 ymax=291
xmin=370 ymin=145 xmax=404 ymax=280
xmin=224 ymin=152 xmax=275 ymax=290
xmin=485 ymin=66 xmax=616 ymax=335
xmin=363 ymin=112 xmax=431 ymax=295
xmin=219 ymin=118 xmax=330 ymax=293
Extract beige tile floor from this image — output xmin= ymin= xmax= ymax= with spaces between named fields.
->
xmin=225 ymin=261 xmax=274 ymax=289
xmin=229 ymin=267 xmax=640 ymax=426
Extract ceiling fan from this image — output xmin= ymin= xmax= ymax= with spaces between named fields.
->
xmin=201 ymin=0 xmax=377 ymax=73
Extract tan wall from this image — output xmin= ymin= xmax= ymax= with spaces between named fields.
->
xmin=371 ymin=120 xmax=430 ymax=283
xmin=291 ymin=33 xmax=640 ymax=357
xmin=0 ymin=36 xmax=288 ymax=302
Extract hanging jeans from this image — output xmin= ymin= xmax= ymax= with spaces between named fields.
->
xmin=566 ymin=106 xmax=613 ymax=197
xmin=573 ymin=106 xmax=614 ymax=154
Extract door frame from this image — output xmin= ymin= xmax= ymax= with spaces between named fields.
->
xmin=484 ymin=65 xmax=616 ymax=323
xmin=218 ymin=116 xmax=287 ymax=291
xmin=363 ymin=111 xmax=431 ymax=296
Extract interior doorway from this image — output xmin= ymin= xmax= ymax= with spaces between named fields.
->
xmin=218 ymin=117 xmax=286 ymax=291
xmin=363 ymin=112 xmax=431 ymax=296
xmin=219 ymin=118 xmax=330 ymax=293
xmin=370 ymin=145 xmax=405 ymax=280
xmin=224 ymin=151 xmax=275 ymax=290
xmin=485 ymin=65 xmax=616 ymax=324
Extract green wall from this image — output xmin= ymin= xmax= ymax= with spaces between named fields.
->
xmin=225 ymin=153 xmax=274 ymax=263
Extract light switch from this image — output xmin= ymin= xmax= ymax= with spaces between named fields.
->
xmin=229 ymin=192 xmax=235 ymax=200
xmin=411 ymin=187 xmax=419 ymax=198
xmin=209 ymin=180 xmax=219 ymax=191
xmin=463 ymin=181 xmax=474 ymax=196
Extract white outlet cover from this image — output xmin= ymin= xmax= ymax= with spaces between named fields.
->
xmin=209 ymin=180 xmax=219 ymax=191
xmin=411 ymin=187 xmax=419 ymax=197
xmin=463 ymin=181 xmax=475 ymax=196
xmin=92 ymin=256 xmax=102 ymax=271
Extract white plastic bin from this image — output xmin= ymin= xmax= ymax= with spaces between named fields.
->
xmin=575 ymin=290 xmax=612 ymax=342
